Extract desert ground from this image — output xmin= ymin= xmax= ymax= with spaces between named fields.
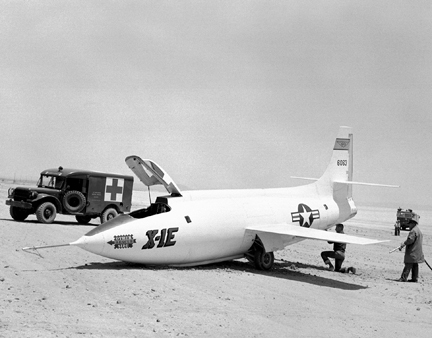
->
xmin=1 ymin=182 xmax=431 ymax=338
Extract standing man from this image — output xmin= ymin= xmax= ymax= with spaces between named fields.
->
xmin=397 ymin=218 xmax=424 ymax=282
xmin=394 ymin=220 xmax=401 ymax=236
xmin=321 ymin=224 xmax=356 ymax=274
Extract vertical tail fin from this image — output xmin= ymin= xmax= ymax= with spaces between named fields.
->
xmin=292 ymin=126 xmax=397 ymax=222
xmin=317 ymin=126 xmax=356 ymax=222
xmin=317 ymin=126 xmax=353 ymax=190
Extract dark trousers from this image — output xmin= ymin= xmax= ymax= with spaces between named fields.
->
xmin=401 ymin=263 xmax=419 ymax=281
xmin=321 ymin=250 xmax=347 ymax=272
xmin=394 ymin=228 xmax=400 ymax=236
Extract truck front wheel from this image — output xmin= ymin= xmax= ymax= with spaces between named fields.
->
xmin=10 ymin=206 xmax=30 ymax=222
xmin=36 ymin=202 xmax=57 ymax=224
xmin=100 ymin=208 xmax=118 ymax=224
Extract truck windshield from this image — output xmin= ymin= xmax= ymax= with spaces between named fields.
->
xmin=38 ymin=175 xmax=65 ymax=189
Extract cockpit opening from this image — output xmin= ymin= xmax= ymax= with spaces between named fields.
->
xmin=129 ymin=202 xmax=171 ymax=219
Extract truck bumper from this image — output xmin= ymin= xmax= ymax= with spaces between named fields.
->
xmin=5 ymin=200 xmax=33 ymax=209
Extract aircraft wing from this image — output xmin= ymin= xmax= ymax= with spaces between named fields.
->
xmin=245 ymin=224 xmax=388 ymax=252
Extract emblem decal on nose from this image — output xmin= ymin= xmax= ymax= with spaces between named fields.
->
xmin=291 ymin=203 xmax=320 ymax=227
xmin=107 ymin=234 xmax=136 ymax=249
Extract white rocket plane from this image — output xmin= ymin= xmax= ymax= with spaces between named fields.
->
xmin=24 ymin=126 xmax=395 ymax=269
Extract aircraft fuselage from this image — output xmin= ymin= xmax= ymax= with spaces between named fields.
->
xmin=73 ymin=185 xmax=344 ymax=266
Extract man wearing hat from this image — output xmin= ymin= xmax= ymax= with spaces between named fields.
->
xmin=397 ymin=215 xmax=424 ymax=282
xmin=320 ymin=224 xmax=356 ymax=274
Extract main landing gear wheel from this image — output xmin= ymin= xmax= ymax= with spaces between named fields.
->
xmin=254 ymin=250 xmax=274 ymax=270
xmin=246 ymin=236 xmax=275 ymax=270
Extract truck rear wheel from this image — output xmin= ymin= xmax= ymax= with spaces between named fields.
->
xmin=10 ymin=206 xmax=30 ymax=222
xmin=36 ymin=202 xmax=57 ymax=224
xmin=100 ymin=208 xmax=118 ymax=224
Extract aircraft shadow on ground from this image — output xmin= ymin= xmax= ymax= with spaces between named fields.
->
xmin=73 ymin=259 xmax=367 ymax=291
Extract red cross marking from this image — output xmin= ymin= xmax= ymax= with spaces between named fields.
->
xmin=106 ymin=179 xmax=123 ymax=201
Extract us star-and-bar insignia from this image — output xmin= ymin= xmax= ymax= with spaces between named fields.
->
xmin=291 ymin=203 xmax=320 ymax=227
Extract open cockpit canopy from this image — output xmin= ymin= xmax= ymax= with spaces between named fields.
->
xmin=125 ymin=155 xmax=182 ymax=196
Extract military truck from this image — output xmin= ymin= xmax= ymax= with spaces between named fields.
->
xmin=396 ymin=208 xmax=420 ymax=230
xmin=6 ymin=167 xmax=134 ymax=224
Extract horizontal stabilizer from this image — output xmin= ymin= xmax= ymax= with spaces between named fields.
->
xmin=246 ymin=224 xmax=388 ymax=252
xmin=333 ymin=180 xmax=400 ymax=188
xmin=290 ymin=176 xmax=318 ymax=181
xmin=291 ymin=176 xmax=399 ymax=188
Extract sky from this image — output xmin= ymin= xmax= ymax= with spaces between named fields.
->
xmin=1 ymin=1 xmax=431 ymax=210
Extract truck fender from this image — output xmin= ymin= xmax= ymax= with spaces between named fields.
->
xmin=33 ymin=195 xmax=62 ymax=212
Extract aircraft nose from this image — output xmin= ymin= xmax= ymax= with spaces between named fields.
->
xmin=70 ymin=232 xmax=106 ymax=256
xmin=70 ymin=213 xmax=135 ymax=256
